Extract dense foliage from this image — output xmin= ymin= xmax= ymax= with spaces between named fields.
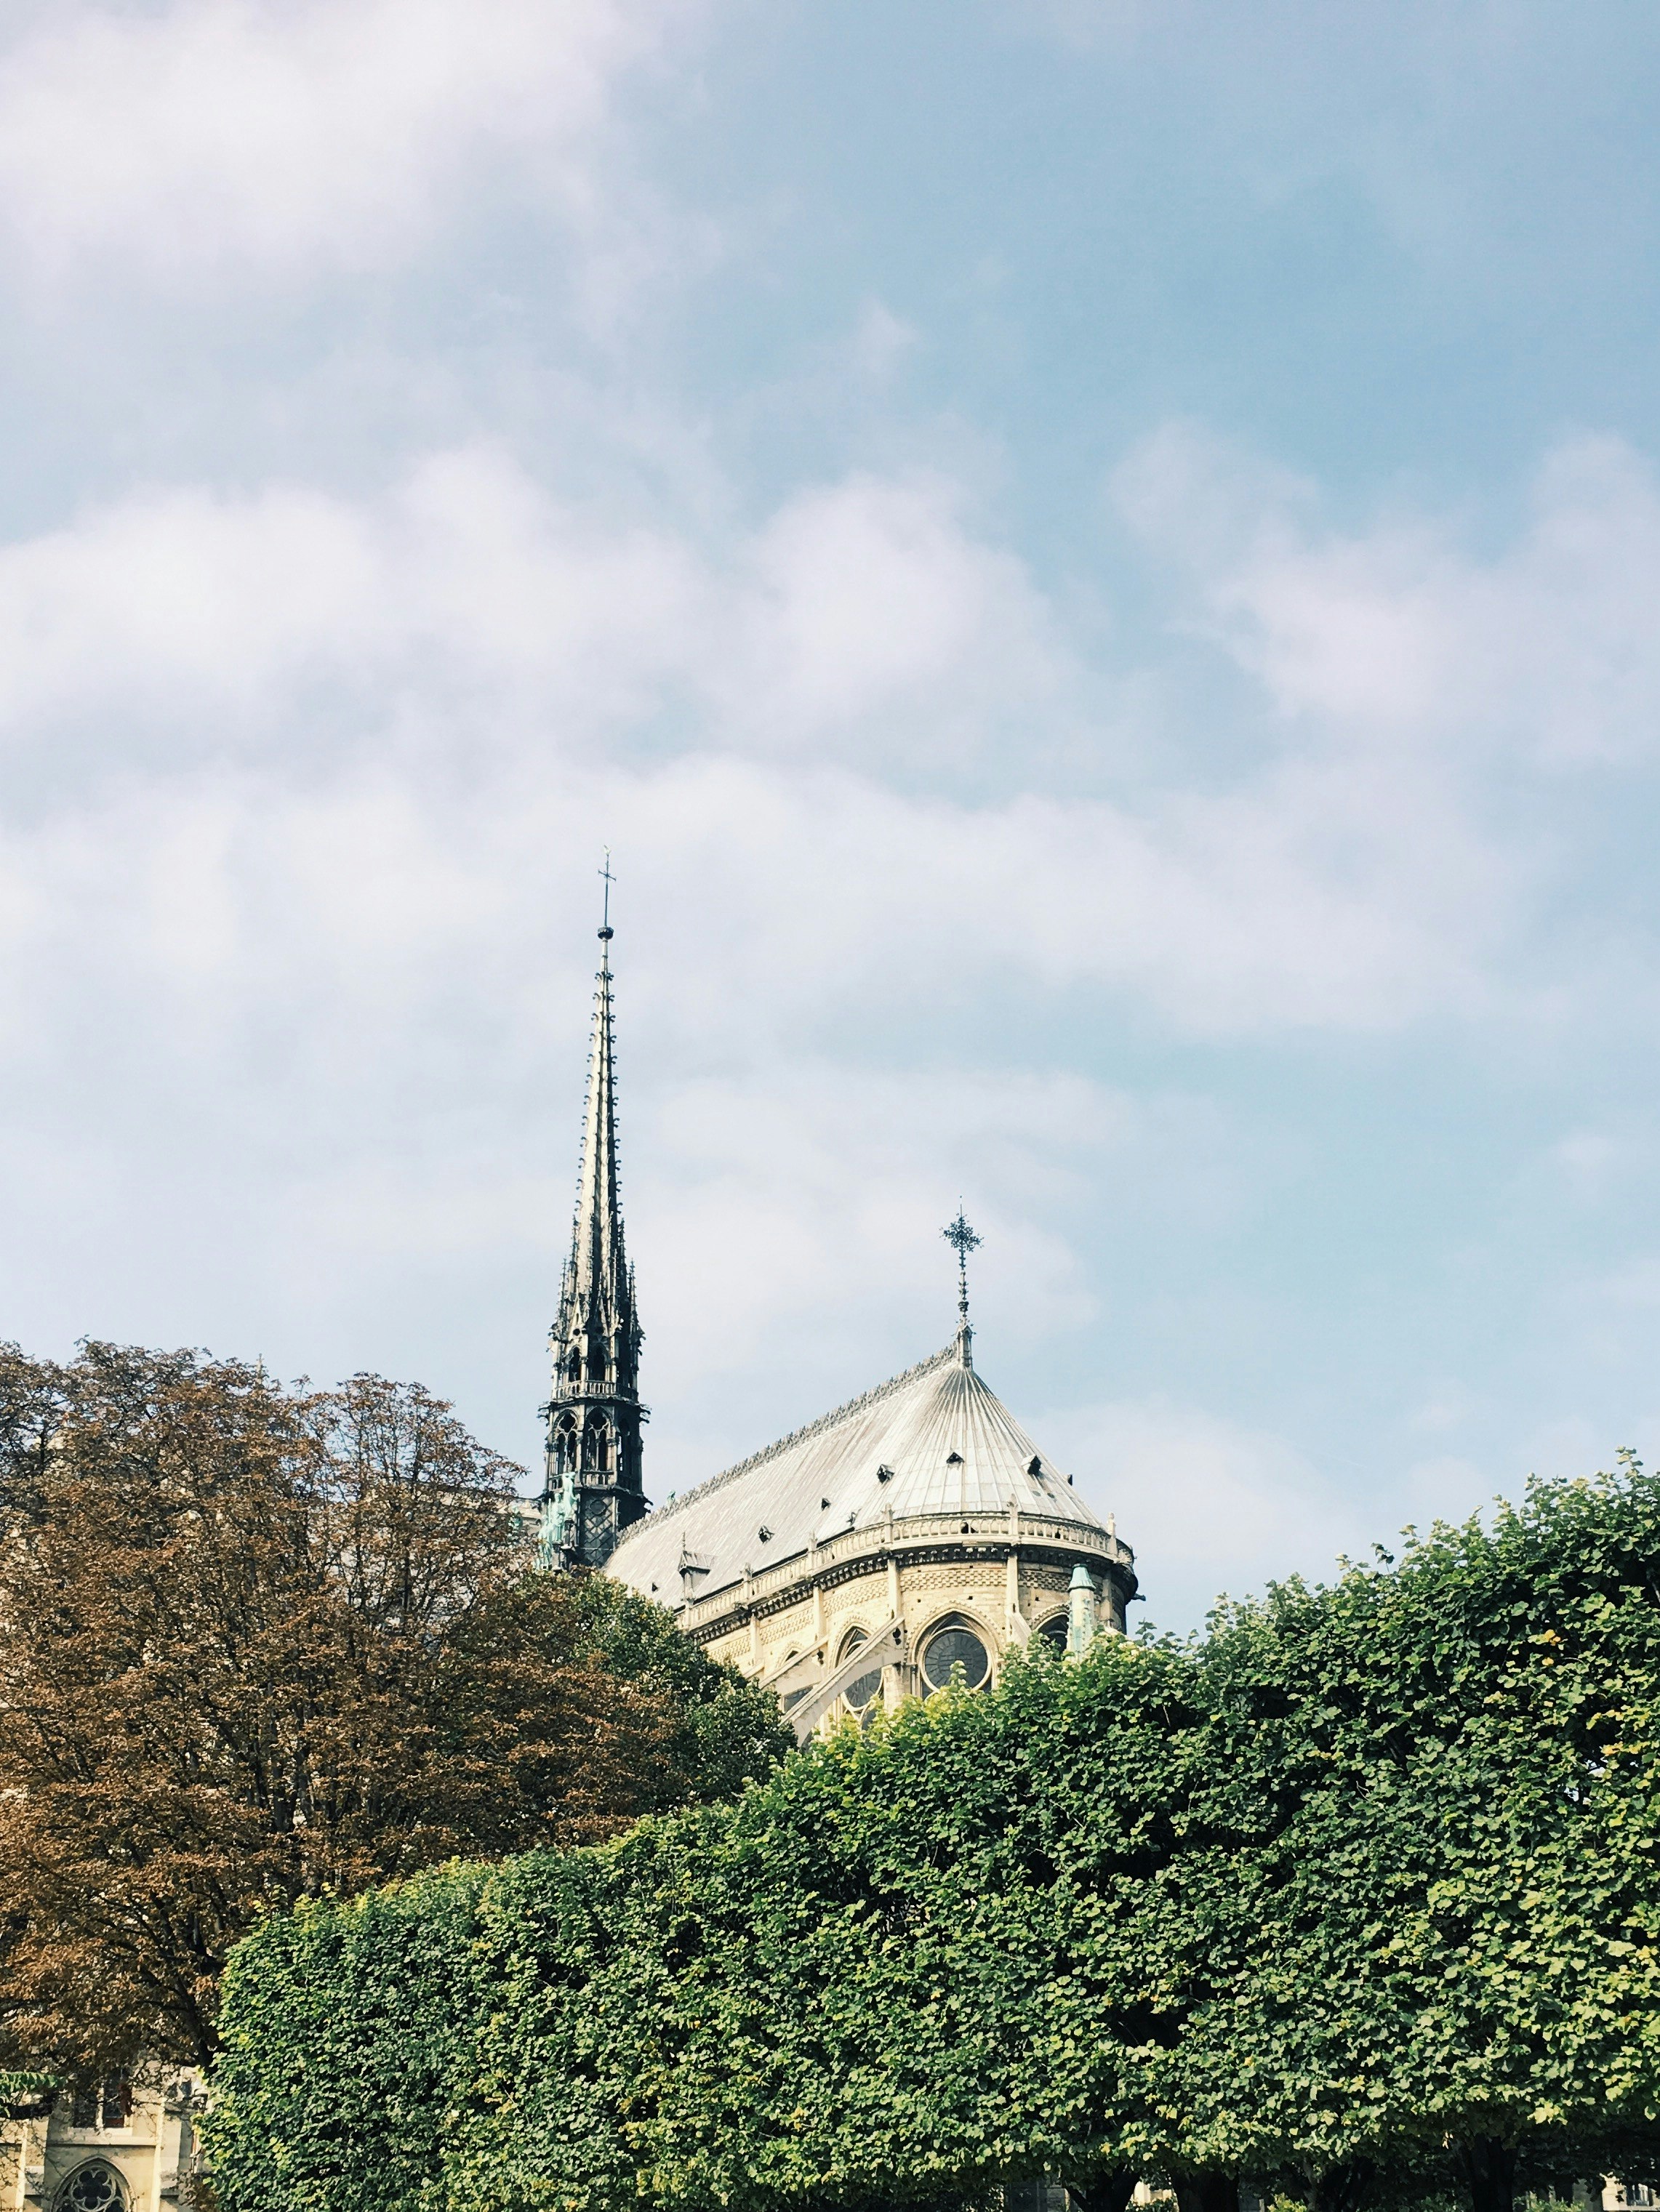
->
xmin=207 ymin=1459 xmax=1660 ymax=2212
xmin=0 ymin=1342 xmax=790 ymax=2079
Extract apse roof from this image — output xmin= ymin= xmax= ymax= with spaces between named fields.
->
xmin=605 ymin=1330 xmax=1106 ymax=1609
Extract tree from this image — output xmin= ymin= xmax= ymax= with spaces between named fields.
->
xmin=205 ymin=1632 xmax=1203 ymax=2212
xmin=0 ymin=1340 xmax=789 ymax=2080
xmin=1154 ymin=1463 xmax=1660 ymax=2212
xmin=204 ymin=1457 xmax=1660 ymax=2212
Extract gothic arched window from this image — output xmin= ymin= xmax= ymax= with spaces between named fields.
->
xmin=553 ymin=1415 xmax=577 ymax=1476
xmin=919 ymin=1614 xmax=992 ymax=1692
xmin=582 ymin=1417 xmax=610 ymax=1473
xmin=837 ymin=1628 xmax=883 ymax=1713
xmin=57 ymin=2165 xmax=124 ymax=2212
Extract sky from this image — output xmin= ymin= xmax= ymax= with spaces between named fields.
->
xmin=5 ymin=1 xmax=1660 ymax=1630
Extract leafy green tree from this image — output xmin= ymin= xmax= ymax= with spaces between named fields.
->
xmin=206 ymin=1633 xmax=1201 ymax=2212
xmin=1160 ymin=1462 xmax=1660 ymax=2212
xmin=204 ymin=1455 xmax=1660 ymax=2212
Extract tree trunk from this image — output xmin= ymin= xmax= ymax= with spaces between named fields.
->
xmin=1314 ymin=2157 xmax=1377 ymax=2212
xmin=1176 ymin=2175 xmax=1240 ymax=2212
xmin=1456 ymin=2138 xmax=1518 ymax=2212
xmin=1067 ymin=2171 xmax=1138 ymax=2212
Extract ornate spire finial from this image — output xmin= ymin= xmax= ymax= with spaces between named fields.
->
xmin=598 ymin=848 xmax=615 ymax=955
xmin=942 ymin=1204 xmax=982 ymax=1367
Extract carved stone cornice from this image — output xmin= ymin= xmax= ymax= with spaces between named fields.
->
xmin=677 ymin=1505 xmax=1134 ymax=1644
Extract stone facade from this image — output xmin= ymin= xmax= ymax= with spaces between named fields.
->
xmin=0 ymin=2073 xmax=204 ymax=2212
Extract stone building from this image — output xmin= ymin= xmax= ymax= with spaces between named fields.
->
xmin=0 ymin=2075 xmax=204 ymax=2212
xmin=540 ymin=917 xmax=1139 ymax=1736
xmin=603 ymin=1317 xmax=1137 ymax=1740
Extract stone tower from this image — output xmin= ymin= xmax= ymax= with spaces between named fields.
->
xmin=538 ymin=910 xmax=646 ymax=1569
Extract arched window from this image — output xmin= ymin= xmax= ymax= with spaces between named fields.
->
xmin=837 ymin=1628 xmax=883 ymax=1713
xmin=1035 ymin=1612 xmax=1069 ymax=1654
xmin=57 ymin=2165 xmax=124 ymax=2212
xmin=582 ymin=1417 xmax=609 ymax=1473
xmin=553 ymin=1415 xmax=577 ymax=1476
xmin=918 ymin=1613 xmax=991 ymax=1692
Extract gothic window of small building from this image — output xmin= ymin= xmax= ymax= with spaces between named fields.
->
xmin=57 ymin=2163 xmax=124 ymax=2212
xmin=919 ymin=1614 xmax=991 ymax=1692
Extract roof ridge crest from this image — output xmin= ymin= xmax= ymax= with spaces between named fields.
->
xmin=614 ymin=1341 xmax=960 ymax=1541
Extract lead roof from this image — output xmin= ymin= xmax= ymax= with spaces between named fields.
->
xmin=605 ymin=1332 xmax=1107 ymax=1609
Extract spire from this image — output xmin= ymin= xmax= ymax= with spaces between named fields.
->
xmin=942 ymin=1204 xmax=982 ymax=1370
xmin=569 ymin=880 xmax=622 ymax=1327
xmin=540 ymin=857 xmax=647 ymax=1569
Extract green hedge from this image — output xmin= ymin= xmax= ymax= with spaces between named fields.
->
xmin=204 ymin=1466 xmax=1660 ymax=2212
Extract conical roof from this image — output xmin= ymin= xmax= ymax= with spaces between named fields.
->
xmin=606 ymin=1338 xmax=1104 ymax=1609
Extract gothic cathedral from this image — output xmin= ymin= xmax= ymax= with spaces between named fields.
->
xmin=540 ymin=917 xmax=1139 ymax=1740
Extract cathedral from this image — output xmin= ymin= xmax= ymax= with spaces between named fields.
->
xmin=538 ymin=914 xmax=1138 ymax=1737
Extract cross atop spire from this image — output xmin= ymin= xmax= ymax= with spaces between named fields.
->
xmin=942 ymin=1204 xmax=982 ymax=1368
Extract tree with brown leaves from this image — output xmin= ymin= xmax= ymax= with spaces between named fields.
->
xmin=0 ymin=1341 xmax=788 ymax=2080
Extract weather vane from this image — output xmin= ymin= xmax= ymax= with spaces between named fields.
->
xmin=598 ymin=848 xmax=615 ymax=941
xmin=942 ymin=1204 xmax=982 ymax=1325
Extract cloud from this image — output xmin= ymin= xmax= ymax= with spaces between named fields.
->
xmin=0 ymin=0 xmax=686 ymax=289
xmin=1118 ymin=422 xmax=1660 ymax=767
xmin=717 ymin=471 xmax=1067 ymax=761
xmin=1040 ymin=1394 xmax=1366 ymax=1630
xmin=0 ymin=448 xmax=705 ymax=763
xmin=7 ymin=413 xmax=1660 ymax=1515
xmin=0 ymin=443 xmax=1520 ymax=1037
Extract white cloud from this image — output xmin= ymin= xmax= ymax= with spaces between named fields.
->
xmin=847 ymin=297 xmax=921 ymax=379
xmin=1041 ymin=1395 xmax=1366 ymax=1629
xmin=1118 ymin=422 xmax=1660 ymax=767
xmin=718 ymin=471 xmax=1067 ymax=759
xmin=0 ymin=0 xmax=684 ymax=287
xmin=635 ymin=1065 xmax=1118 ymax=1391
xmin=6 ymin=415 xmax=1660 ymax=1537
xmin=0 ymin=446 xmax=1518 ymax=1037
xmin=0 ymin=447 xmax=705 ymax=755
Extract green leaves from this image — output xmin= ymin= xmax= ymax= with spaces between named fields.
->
xmin=207 ymin=1460 xmax=1660 ymax=2212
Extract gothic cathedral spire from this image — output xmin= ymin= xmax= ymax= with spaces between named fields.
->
xmin=538 ymin=892 xmax=646 ymax=1569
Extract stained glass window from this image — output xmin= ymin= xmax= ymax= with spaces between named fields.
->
xmin=921 ymin=1622 xmax=990 ymax=1691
